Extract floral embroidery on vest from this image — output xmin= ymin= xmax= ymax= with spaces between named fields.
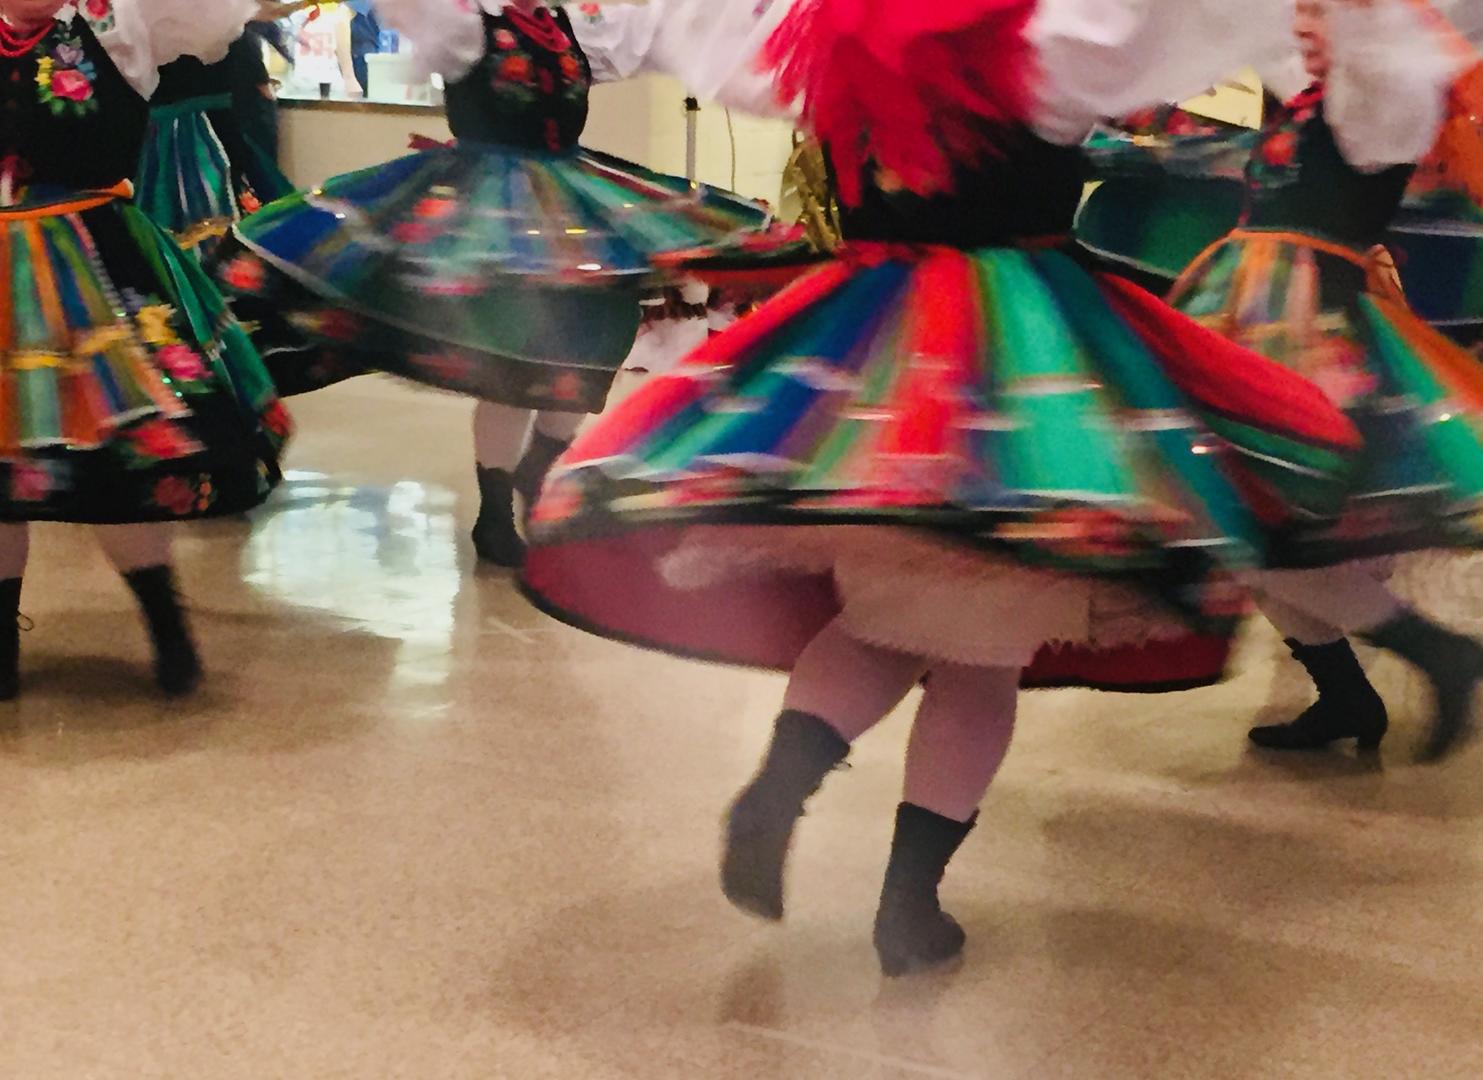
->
xmin=35 ymin=30 xmax=98 ymax=117
xmin=77 ymin=0 xmax=117 ymax=35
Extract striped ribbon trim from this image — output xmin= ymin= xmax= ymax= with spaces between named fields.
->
xmin=0 ymin=181 xmax=133 ymax=221
xmin=1174 ymin=228 xmax=1407 ymax=303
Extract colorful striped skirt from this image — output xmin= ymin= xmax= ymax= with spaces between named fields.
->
xmin=522 ymin=242 xmax=1361 ymax=673
xmin=214 ymin=142 xmax=769 ymax=411
xmin=1170 ymin=228 xmax=1483 ymax=563
xmin=0 ymin=186 xmax=288 ymax=523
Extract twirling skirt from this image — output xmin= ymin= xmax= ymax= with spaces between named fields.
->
xmin=0 ymin=187 xmax=288 ymax=523
xmin=653 ymin=224 xmax=830 ymax=300
xmin=215 ymin=142 xmax=768 ymax=411
xmin=1074 ymin=176 xmax=1245 ymax=288
xmin=1170 ymin=229 xmax=1483 ymax=563
xmin=1078 ymin=177 xmax=1483 ymax=340
xmin=135 ymin=95 xmax=294 ymax=258
xmin=522 ymin=242 xmax=1361 ymax=673
xmin=1385 ymin=207 xmax=1483 ymax=335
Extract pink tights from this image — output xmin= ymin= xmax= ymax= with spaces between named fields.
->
xmin=473 ymin=401 xmax=584 ymax=472
xmin=0 ymin=522 xmax=172 ymax=580
xmin=783 ymin=620 xmax=1019 ymax=823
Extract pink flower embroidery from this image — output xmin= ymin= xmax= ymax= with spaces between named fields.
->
xmin=156 ymin=344 xmax=208 ymax=382
xmin=51 ymin=68 xmax=93 ymax=103
xmin=494 ymin=29 xmax=518 ymax=50
xmin=549 ymin=372 xmax=583 ymax=402
xmin=10 ymin=464 xmax=51 ymax=503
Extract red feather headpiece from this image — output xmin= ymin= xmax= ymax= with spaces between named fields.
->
xmin=763 ymin=0 xmax=1040 ymax=206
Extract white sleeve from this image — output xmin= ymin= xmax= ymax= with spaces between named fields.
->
xmin=1256 ymin=53 xmax=1314 ymax=107
xmin=1325 ymin=0 xmax=1469 ymax=171
xmin=377 ymin=0 xmax=487 ymax=82
xmin=80 ymin=0 xmax=257 ymax=99
xmin=566 ymin=0 xmax=796 ymax=117
xmin=1028 ymin=0 xmax=1295 ymax=144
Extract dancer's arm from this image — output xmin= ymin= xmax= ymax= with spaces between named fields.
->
xmin=1028 ymin=0 xmax=1297 ymax=144
xmin=564 ymin=0 xmax=797 ymax=116
xmin=375 ymin=0 xmax=487 ymax=81
xmin=1325 ymin=0 xmax=1473 ymax=169
xmin=78 ymin=0 xmax=260 ymax=97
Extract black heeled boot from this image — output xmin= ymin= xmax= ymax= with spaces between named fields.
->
xmin=721 ymin=710 xmax=850 ymax=921
xmin=0 ymin=577 xmax=21 ymax=701
xmin=472 ymin=466 xmax=526 ymax=566
xmin=1361 ymin=613 xmax=1483 ymax=762
xmin=1249 ymin=639 xmax=1388 ymax=752
xmin=873 ymin=804 xmax=977 ymax=977
xmin=123 ymin=565 xmax=201 ymax=697
xmin=512 ymin=430 xmax=572 ymax=519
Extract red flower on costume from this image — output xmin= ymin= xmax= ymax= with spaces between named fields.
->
xmin=261 ymin=401 xmax=293 ymax=440
xmin=559 ymin=54 xmax=581 ymax=82
xmin=495 ymin=29 xmax=518 ymax=49
xmin=313 ymin=309 xmax=361 ymax=342
xmin=83 ymin=0 xmax=112 ymax=18
xmin=51 ymin=69 xmax=93 ymax=103
xmin=1261 ymin=131 xmax=1298 ymax=168
xmin=391 ymin=220 xmax=436 ymax=243
xmin=153 ymin=476 xmax=198 ymax=515
xmin=130 ymin=420 xmax=190 ymax=461
xmin=222 ymin=255 xmax=267 ymax=293
xmin=549 ymin=372 xmax=583 ymax=402
xmin=413 ymin=196 xmax=455 ymax=220
xmin=412 ymin=352 xmax=475 ymax=385
xmin=500 ymin=55 xmax=532 ymax=83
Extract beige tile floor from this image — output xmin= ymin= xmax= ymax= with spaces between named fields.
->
xmin=3 ymin=377 xmax=1482 ymax=1079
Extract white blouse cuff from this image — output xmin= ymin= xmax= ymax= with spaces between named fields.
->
xmin=80 ymin=0 xmax=257 ymax=99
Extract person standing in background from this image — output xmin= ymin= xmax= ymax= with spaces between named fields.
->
xmin=346 ymin=0 xmax=388 ymax=96
xmin=286 ymin=1 xmax=361 ymax=99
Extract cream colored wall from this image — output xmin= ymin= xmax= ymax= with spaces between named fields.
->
xmin=1182 ymin=72 xmax=1266 ymax=128
xmin=640 ymin=77 xmax=796 ymax=204
xmin=278 ymin=76 xmax=661 ymax=188
xmin=279 ymin=107 xmax=448 ymax=187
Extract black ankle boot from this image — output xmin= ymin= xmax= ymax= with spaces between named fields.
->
xmin=1249 ymin=639 xmax=1388 ymax=752
xmin=123 ymin=565 xmax=201 ymax=697
xmin=472 ymin=466 xmax=526 ymax=566
xmin=721 ymin=710 xmax=850 ymax=921
xmin=512 ymin=431 xmax=572 ymax=518
xmin=1361 ymin=613 xmax=1483 ymax=762
xmin=873 ymin=803 xmax=976 ymax=977
xmin=0 ymin=577 xmax=21 ymax=701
